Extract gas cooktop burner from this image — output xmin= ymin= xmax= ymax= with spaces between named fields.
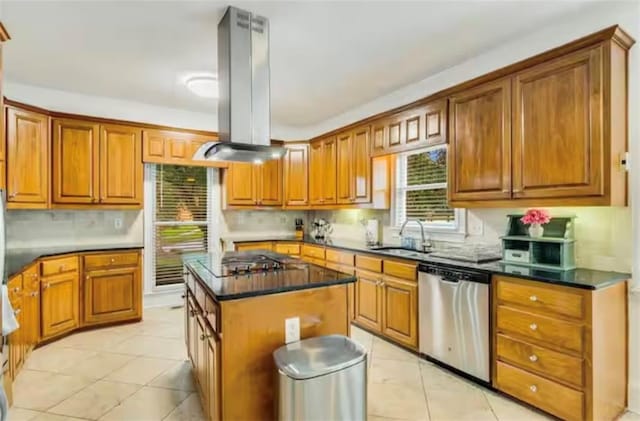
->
xmin=220 ymin=254 xmax=284 ymax=276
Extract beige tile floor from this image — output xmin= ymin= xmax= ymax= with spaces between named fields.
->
xmin=8 ymin=306 xmax=640 ymax=421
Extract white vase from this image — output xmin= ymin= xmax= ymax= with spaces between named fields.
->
xmin=528 ymin=223 xmax=544 ymax=238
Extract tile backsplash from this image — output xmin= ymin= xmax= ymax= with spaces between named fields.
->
xmin=6 ymin=210 xmax=143 ymax=249
xmin=220 ymin=210 xmax=306 ymax=242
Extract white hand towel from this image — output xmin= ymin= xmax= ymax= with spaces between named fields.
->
xmin=1 ymin=285 xmax=19 ymax=336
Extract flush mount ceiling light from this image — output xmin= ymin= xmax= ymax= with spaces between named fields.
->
xmin=185 ymin=75 xmax=218 ymax=99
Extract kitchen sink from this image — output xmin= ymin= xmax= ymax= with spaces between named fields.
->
xmin=368 ymin=246 xmax=433 ymax=259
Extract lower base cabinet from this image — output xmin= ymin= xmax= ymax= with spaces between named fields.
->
xmin=41 ymin=270 xmax=80 ymax=340
xmin=354 ymin=269 xmax=383 ymax=331
xmin=380 ymin=276 xmax=418 ymax=348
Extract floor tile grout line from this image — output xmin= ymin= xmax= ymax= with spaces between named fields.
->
xmin=418 ymin=361 xmax=433 ymax=421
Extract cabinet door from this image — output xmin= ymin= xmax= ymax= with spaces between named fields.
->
xmin=381 ymin=276 xmax=418 ymax=348
xmin=9 ymin=305 xmax=23 ymax=380
xmin=354 ymin=270 xmax=382 ymax=332
xmin=309 ymin=141 xmax=324 ymax=205
xmin=83 ymin=266 xmax=141 ymax=325
xmin=448 ymin=78 xmax=512 ymax=202
xmin=322 ymin=137 xmax=337 ymax=204
xmin=41 ymin=272 xmax=79 ymax=339
xmin=207 ymin=335 xmax=221 ymax=421
xmin=336 ymin=131 xmax=353 ymax=204
xmin=52 ymin=119 xmax=100 ymax=205
xmin=187 ymin=298 xmax=198 ymax=365
xmin=424 ymin=99 xmax=448 ymax=146
xmin=6 ymin=107 xmax=49 ymax=206
xmin=22 ymin=265 xmax=40 ymax=352
xmin=196 ymin=315 xmax=209 ymax=409
xmin=513 ymin=46 xmax=603 ymax=199
xmin=100 ymin=124 xmax=143 ymax=205
xmin=258 ymin=158 xmax=282 ymax=206
xmin=352 ymin=126 xmax=371 ymax=204
xmin=226 ymin=163 xmax=256 ymax=205
xmin=283 ymin=144 xmax=308 ymax=206
xmin=371 ymin=121 xmax=388 ymax=156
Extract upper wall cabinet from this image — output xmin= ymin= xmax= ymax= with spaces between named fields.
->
xmin=448 ymin=29 xmax=633 ymax=207
xmin=225 ymin=158 xmax=282 ymax=207
xmin=142 ymin=129 xmax=225 ymax=168
xmin=309 ymin=136 xmax=337 ymax=206
xmin=371 ymin=98 xmax=447 ymax=157
xmin=448 ymin=78 xmax=512 ymax=202
xmin=51 ymin=118 xmax=143 ymax=209
xmin=336 ymin=125 xmax=371 ymax=204
xmin=6 ymin=106 xmax=49 ymax=209
xmin=283 ymin=143 xmax=309 ymax=207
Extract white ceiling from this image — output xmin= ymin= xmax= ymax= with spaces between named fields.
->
xmin=3 ymin=1 xmax=601 ymax=128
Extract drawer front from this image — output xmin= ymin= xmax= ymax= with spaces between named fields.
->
xmin=302 ymin=245 xmax=325 ymax=260
xmin=84 ymin=252 xmax=139 ymax=270
xmin=205 ymin=294 xmax=219 ymax=333
xmin=274 ymin=243 xmax=301 ymax=255
xmin=383 ymin=260 xmax=417 ymax=281
xmin=305 ymin=257 xmax=325 ymax=267
xmin=195 ymin=280 xmax=207 ymax=311
xmin=497 ymin=306 xmax=583 ymax=353
xmin=496 ymin=361 xmax=584 ymax=421
xmin=23 ymin=264 xmax=40 ymax=294
xmin=356 ymin=255 xmax=382 ymax=273
xmin=41 ymin=256 xmax=79 ymax=277
xmin=504 ymin=250 xmax=530 ymax=263
xmin=325 ymin=249 xmax=355 ymax=266
xmin=325 ymin=262 xmax=355 ymax=275
xmin=496 ymin=334 xmax=584 ymax=387
xmin=496 ymin=276 xmax=584 ymax=319
xmin=236 ymin=242 xmax=273 ymax=252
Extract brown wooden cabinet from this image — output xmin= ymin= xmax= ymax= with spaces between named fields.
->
xmin=309 ymin=136 xmax=337 ymax=205
xmin=83 ymin=266 xmax=141 ymax=325
xmin=207 ymin=333 xmax=221 ymax=421
xmin=380 ymin=276 xmax=418 ymax=348
xmin=7 ymin=273 xmax=25 ymax=381
xmin=283 ymin=143 xmax=309 ymax=207
xmin=336 ymin=126 xmax=371 ymax=204
xmin=52 ymin=119 xmax=100 ymax=204
xmin=51 ymin=119 xmax=143 ymax=208
xmin=448 ymin=78 xmax=512 ymax=203
xmin=512 ymin=45 xmax=604 ymax=200
xmin=22 ymin=264 xmax=40 ymax=354
xmin=354 ymin=269 xmax=383 ymax=332
xmin=5 ymin=106 xmax=49 ymax=208
xmin=99 ymin=124 xmax=143 ymax=205
xmin=226 ymin=159 xmax=282 ymax=207
xmin=142 ymin=129 xmax=225 ymax=168
xmin=40 ymin=266 xmax=79 ymax=340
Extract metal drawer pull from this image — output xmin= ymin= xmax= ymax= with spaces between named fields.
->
xmin=529 ymin=323 xmax=537 ymax=331
xmin=529 ymin=295 xmax=538 ymax=302
xmin=181 ymin=294 xmax=186 ymax=299
xmin=110 ymin=258 xmax=116 ymax=263
xmin=529 ymin=385 xmax=537 ymax=393
xmin=13 ymin=309 xmax=21 ymax=315
xmin=12 ymin=287 xmax=19 ymax=293
xmin=200 ymin=334 xmax=212 ymax=341
xmin=529 ymin=354 xmax=538 ymax=362
xmin=42 ymin=283 xmax=51 ymax=290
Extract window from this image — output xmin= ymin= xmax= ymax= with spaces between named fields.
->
xmin=151 ymin=164 xmax=210 ymax=287
xmin=394 ymin=146 xmax=460 ymax=231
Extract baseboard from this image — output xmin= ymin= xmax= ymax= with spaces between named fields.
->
xmin=629 ymin=381 xmax=640 ymax=414
xmin=143 ymin=289 xmax=183 ymax=309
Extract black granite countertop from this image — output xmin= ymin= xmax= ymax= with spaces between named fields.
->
xmin=230 ymin=236 xmax=630 ymax=290
xmin=182 ymin=251 xmax=356 ymax=301
xmin=6 ymin=244 xmax=144 ymax=278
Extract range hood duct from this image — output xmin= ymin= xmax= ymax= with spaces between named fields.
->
xmin=194 ymin=6 xmax=284 ymax=163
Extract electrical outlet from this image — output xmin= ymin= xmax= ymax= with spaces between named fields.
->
xmin=285 ymin=317 xmax=300 ymax=344
xmin=114 ymin=218 xmax=123 ymax=229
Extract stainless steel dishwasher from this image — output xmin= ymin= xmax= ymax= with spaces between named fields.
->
xmin=418 ymin=263 xmax=490 ymax=382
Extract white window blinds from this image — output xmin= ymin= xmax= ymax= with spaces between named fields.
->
xmin=395 ymin=146 xmax=456 ymax=228
xmin=152 ymin=164 xmax=209 ymax=287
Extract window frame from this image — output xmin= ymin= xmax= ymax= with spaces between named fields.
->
xmin=392 ymin=145 xmax=466 ymax=241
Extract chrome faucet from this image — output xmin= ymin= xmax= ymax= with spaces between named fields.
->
xmin=399 ymin=219 xmax=433 ymax=252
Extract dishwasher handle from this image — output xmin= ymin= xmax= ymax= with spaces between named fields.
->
xmin=440 ymin=276 xmax=460 ymax=284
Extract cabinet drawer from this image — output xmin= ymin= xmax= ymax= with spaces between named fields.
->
xmin=195 ymin=280 xmax=207 ymax=311
xmin=83 ymin=252 xmax=139 ymax=270
xmin=325 ymin=262 xmax=355 ymax=275
xmin=383 ymin=260 xmax=416 ymax=280
xmin=41 ymin=256 xmax=78 ymax=277
xmin=356 ymin=255 xmax=382 ymax=273
xmin=305 ymin=257 xmax=325 ymax=267
xmin=496 ymin=276 xmax=584 ymax=320
xmin=205 ymin=294 xmax=219 ymax=333
xmin=274 ymin=243 xmax=301 ymax=255
xmin=497 ymin=306 xmax=583 ymax=353
xmin=302 ymin=245 xmax=325 ymax=260
xmin=236 ymin=242 xmax=273 ymax=252
xmin=496 ymin=361 xmax=584 ymax=421
xmin=496 ymin=334 xmax=583 ymax=387
xmin=504 ymin=250 xmax=530 ymax=263
xmin=325 ymin=249 xmax=355 ymax=266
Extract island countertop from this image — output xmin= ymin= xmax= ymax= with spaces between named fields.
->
xmin=182 ymin=250 xmax=356 ymax=301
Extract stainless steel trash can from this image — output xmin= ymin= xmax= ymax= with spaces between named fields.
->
xmin=274 ymin=334 xmax=367 ymax=421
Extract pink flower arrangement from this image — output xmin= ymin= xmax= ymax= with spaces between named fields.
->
xmin=520 ymin=209 xmax=551 ymax=225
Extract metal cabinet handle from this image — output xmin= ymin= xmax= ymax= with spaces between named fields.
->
xmin=110 ymin=258 xmax=116 ymax=263
xmin=529 ymin=323 xmax=537 ymax=331
xmin=59 ymin=265 xmax=66 ymax=272
xmin=529 ymin=354 xmax=538 ymax=362
xmin=200 ymin=334 xmax=212 ymax=341
xmin=529 ymin=295 xmax=538 ymax=302
xmin=181 ymin=294 xmax=186 ymax=299
xmin=31 ymin=292 xmax=39 ymax=297
xmin=12 ymin=287 xmax=20 ymax=293
xmin=14 ymin=309 xmax=21 ymax=315
xmin=529 ymin=385 xmax=537 ymax=393
xmin=42 ymin=283 xmax=51 ymax=290
xmin=31 ymin=274 xmax=38 ymax=279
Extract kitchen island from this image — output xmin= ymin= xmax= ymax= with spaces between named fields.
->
xmin=182 ymin=250 xmax=356 ymax=421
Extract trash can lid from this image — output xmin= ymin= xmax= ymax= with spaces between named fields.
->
xmin=273 ymin=334 xmax=367 ymax=380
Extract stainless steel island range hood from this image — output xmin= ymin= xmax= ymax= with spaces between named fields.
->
xmin=193 ymin=6 xmax=285 ymax=163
